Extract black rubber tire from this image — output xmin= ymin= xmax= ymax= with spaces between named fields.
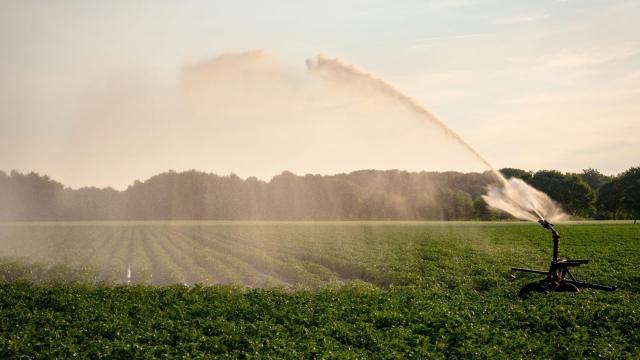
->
xmin=519 ymin=282 xmax=546 ymax=299
xmin=554 ymin=282 xmax=579 ymax=293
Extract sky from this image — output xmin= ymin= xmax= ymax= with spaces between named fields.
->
xmin=1 ymin=0 xmax=638 ymax=189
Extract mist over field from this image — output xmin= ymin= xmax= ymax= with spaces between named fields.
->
xmin=2 ymin=50 xmax=490 ymax=190
xmin=1 ymin=44 xmax=635 ymax=222
xmin=2 ymin=2 xmax=640 ymax=358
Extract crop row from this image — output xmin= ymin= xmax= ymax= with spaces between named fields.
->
xmin=0 ymin=224 xmax=408 ymax=287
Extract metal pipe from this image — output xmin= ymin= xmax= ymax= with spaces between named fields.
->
xmin=538 ymin=219 xmax=560 ymax=262
xmin=511 ymin=267 xmax=548 ymax=275
xmin=552 ymin=232 xmax=559 ymax=263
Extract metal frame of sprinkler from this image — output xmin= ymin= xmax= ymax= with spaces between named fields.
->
xmin=512 ymin=219 xmax=617 ymax=299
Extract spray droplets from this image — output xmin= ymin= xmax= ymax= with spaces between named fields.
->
xmin=306 ymin=55 xmax=497 ymax=172
xmin=482 ymin=177 xmax=567 ymax=222
xmin=307 ymin=54 xmax=568 ymax=222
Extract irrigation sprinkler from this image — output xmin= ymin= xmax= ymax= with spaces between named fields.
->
xmin=512 ymin=219 xmax=617 ymax=299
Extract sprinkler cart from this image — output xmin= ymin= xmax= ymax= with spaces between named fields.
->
xmin=512 ymin=219 xmax=617 ymax=299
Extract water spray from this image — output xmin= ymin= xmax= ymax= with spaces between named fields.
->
xmin=306 ymin=55 xmax=501 ymax=177
xmin=306 ymin=55 xmax=567 ymax=222
xmin=305 ymin=54 xmax=617 ymax=298
xmin=512 ymin=218 xmax=617 ymax=298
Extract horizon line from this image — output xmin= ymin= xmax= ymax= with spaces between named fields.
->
xmin=1 ymin=166 xmax=628 ymax=192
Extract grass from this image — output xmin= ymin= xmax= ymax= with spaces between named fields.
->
xmin=0 ymin=221 xmax=638 ymax=358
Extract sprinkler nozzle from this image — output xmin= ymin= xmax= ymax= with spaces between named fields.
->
xmin=538 ymin=218 xmax=552 ymax=229
xmin=538 ymin=218 xmax=559 ymax=238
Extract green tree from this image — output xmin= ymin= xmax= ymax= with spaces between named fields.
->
xmin=499 ymin=168 xmax=532 ymax=181
xmin=579 ymin=168 xmax=610 ymax=191
xmin=473 ymin=197 xmax=495 ymax=221
xmin=449 ymin=190 xmax=474 ymax=220
xmin=618 ymin=167 xmax=640 ymax=224
xmin=596 ymin=180 xmax=621 ymax=219
xmin=529 ymin=170 xmax=595 ymax=217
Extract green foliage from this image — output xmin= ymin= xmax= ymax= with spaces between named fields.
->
xmin=0 ymin=222 xmax=639 ymax=357
xmin=529 ymin=170 xmax=595 ymax=217
xmin=2 ymin=169 xmax=501 ymax=221
xmin=579 ymin=168 xmax=611 ymax=191
xmin=596 ymin=181 xmax=622 ymax=219
xmin=596 ymin=167 xmax=640 ymax=221
xmin=618 ymin=167 xmax=640 ymax=222
xmin=451 ymin=190 xmax=474 ymax=220
xmin=473 ymin=197 xmax=495 ymax=221
xmin=1 ymin=166 xmax=638 ymax=221
xmin=499 ymin=168 xmax=532 ymax=181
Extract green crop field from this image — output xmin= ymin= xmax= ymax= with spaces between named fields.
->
xmin=0 ymin=222 xmax=639 ymax=358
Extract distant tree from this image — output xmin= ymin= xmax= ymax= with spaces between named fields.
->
xmin=473 ymin=197 xmax=495 ymax=221
xmin=499 ymin=168 xmax=532 ymax=181
xmin=4 ymin=171 xmax=64 ymax=220
xmin=4 ymin=166 xmax=638 ymax=221
xmin=449 ymin=190 xmax=474 ymax=220
xmin=529 ymin=170 xmax=595 ymax=217
xmin=0 ymin=170 xmax=8 ymax=220
xmin=579 ymin=168 xmax=610 ymax=191
xmin=618 ymin=167 xmax=640 ymax=224
xmin=596 ymin=180 xmax=622 ymax=219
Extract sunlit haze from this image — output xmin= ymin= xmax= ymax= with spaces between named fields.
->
xmin=1 ymin=0 xmax=638 ymax=189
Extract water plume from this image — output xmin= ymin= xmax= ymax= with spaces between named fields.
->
xmin=306 ymin=55 xmax=568 ymax=222
xmin=482 ymin=178 xmax=567 ymax=222
xmin=306 ymin=55 xmax=497 ymax=173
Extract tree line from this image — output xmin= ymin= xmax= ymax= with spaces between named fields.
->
xmin=0 ymin=167 xmax=637 ymax=221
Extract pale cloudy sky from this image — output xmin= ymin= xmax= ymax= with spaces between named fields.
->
xmin=1 ymin=0 xmax=638 ymax=189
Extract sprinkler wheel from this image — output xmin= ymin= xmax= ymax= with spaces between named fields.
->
xmin=518 ymin=282 xmax=546 ymax=299
xmin=554 ymin=282 xmax=579 ymax=293
xmin=512 ymin=219 xmax=616 ymax=299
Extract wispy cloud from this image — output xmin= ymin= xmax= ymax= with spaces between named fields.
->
xmin=542 ymin=45 xmax=640 ymax=68
xmin=492 ymin=14 xmax=548 ymax=25
xmin=502 ymin=69 xmax=640 ymax=105
xmin=503 ymin=88 xmax=640 ymax=105
xmin=508 ymin=44 xmax=640 ymax=68
xmin=408 ymin=32 xmax=496 ymax=51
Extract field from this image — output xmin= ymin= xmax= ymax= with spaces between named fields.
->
xmin=0 ymin=221 xmax=639 ymax=358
